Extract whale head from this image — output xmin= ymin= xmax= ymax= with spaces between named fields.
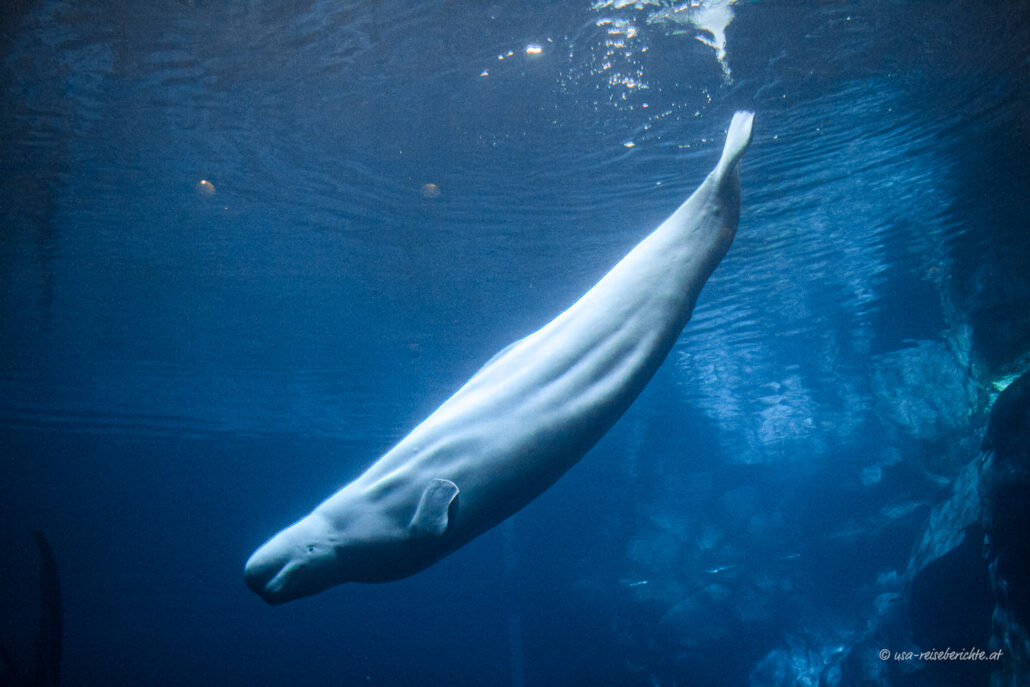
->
xmin=244 ymin=511 xmax=346 ymax=604
xmin=245 ymin=478 xmax=461 ymax=603
xmin=244 ymin=507 xmax=409 ymax=604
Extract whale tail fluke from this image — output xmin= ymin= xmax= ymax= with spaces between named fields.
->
xmin=716 ymin=110 xmax=754 ymax=176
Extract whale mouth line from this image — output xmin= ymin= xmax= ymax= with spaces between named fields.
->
xmin=259 ymin=560 xmax=301 ymax=604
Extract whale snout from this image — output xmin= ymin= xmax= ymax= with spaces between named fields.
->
xmin=244 ymin=545 xmax=295 ymax=605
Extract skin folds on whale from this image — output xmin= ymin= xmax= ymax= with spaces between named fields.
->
xmin=245 ymin=111 xmax=755 ymax=604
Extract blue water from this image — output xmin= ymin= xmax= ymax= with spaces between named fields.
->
xmin=2 ymin=1 xmax=1029 ymax=685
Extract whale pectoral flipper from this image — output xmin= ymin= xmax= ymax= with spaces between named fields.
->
xmin=410 ymin=478 xmax=460 ymax=536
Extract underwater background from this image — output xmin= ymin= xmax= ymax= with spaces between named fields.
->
xmin=2 ymin=1 xmax=1029 ymax=685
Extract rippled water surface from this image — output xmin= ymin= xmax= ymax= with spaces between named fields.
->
xmin=2 ymin=1 xmax=1028 ymax=686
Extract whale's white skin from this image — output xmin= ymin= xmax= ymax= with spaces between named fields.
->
xmin=245 ymin=111 xmax=755 ymax=604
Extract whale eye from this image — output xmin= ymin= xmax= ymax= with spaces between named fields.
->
xmin=306 ymin=544 xmax=316 ymax=554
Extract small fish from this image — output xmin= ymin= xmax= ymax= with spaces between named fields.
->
xmin=705 ymin=564 xmax=739 ymax=574
xmin=619 ymin=578 xmax=650 ymax=588
xmin=880 ymin=501 xmax=927 ymax=520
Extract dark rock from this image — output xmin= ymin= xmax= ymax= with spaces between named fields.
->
xmin=902 ymin=370 xmax=1030 ymax=686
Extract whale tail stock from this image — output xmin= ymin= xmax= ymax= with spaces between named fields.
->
xmin=716 ymin=110 xmax=754 ymax=178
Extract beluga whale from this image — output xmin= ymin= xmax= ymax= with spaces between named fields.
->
xmin=245 ymin=111 xmax=755 ymax=604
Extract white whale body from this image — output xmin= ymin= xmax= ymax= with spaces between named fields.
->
xmin=245 ymin=111 xmax=755 ymax=604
